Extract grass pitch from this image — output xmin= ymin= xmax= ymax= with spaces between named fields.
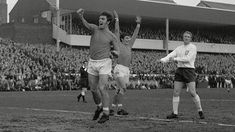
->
xmin=0 ymin=88 xmax=234 ymax=132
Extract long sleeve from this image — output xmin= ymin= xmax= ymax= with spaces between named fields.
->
xmin=160 ymin=49 xmax=177 ymax=63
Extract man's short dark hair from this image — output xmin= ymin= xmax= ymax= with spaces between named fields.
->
xmin=120 ymin=32 xmax=129 ymax=42
xmin=100 ymin=11 xmax=113 ymax=23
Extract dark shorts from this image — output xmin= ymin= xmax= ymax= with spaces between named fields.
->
xmin=174 ymin=68 xmax=196 ymax=83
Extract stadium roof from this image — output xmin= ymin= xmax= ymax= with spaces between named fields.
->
xmin=142 ymin=0 xmax=176 ymax=4
xmin=56 ymin=0 xmax=235 ymax=26
xmin=46 ymin=0 xmax=56 ymax=7
xmin=46 ymin=0 xmax=176 ymax=6
xmin=197 ymin=0 xmax=235 ymax=11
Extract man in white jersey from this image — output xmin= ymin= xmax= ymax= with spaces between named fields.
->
xmin=110 ymin=10 xmax=141 ymax=116
xmin=77 ymin=9 xmax=120 ymax=123
xmin=160 ymin=31 xmax=205 ymax=119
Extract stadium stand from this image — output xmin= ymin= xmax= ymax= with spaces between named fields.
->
xmin=71 ymin=23 xmax=235 ymax=44
xmin=1 ymin=38 xmax=235 ymax=91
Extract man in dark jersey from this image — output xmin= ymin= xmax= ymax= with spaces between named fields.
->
xmin=77 ymin=8 xmax=119 ymax=123
xmin=110 ymin=10 xmax=141 ymax=116
xmin=77 ymin=61 xmax=88 ymax=103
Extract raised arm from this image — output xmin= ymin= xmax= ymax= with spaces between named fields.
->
xmin=76 ymin=8 xmax=97 ymax=31
xmin=110 ymin=33 xmax=120 ymax=58
xmin=129 ymin=16 xmax=141 ymax=48
xmin=113 ymin=10 xmax=120 ymax=41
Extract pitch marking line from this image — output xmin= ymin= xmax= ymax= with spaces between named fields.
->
xmin=218 ymin=123 xmax=235 ymax=127
xmin=25 ymin=108 xmax=92 ymax=115
xmin=1 ymin=107 xmax=235 ymax=127
xmin=1 ymin=107 xmax=92 ymax=115
xmin=21 ymin=94 xmax=235 ymax=102
xmin=202 ymin=99 xmax=235 ymax=102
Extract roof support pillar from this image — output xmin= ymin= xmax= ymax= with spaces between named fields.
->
xmin=56 ymin=0 xmax=60 ymax=52
xmin=165 ymin=18 xmax=169 ymax=54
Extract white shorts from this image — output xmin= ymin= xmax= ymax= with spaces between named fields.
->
xmin=88 ymin=58 xmax=112 ymax=76
xmin=225 ymin=79 xmax=231 ymax=84
xmin=114 ymin=64 xmax=130 ymax=78
xmin=81 ymin=88 xmax=87 ymax=95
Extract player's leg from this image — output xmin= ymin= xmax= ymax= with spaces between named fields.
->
xmin=89 ymin=75 xmax=101 ymax=105
xmin=167 ymin=81 xmax=184 ymax=119
xmin=112 ymin=91 xmax=118 ymax=107
xmin=111 ymin=66 xmax=119 ymax=113
xmin=89 ymin=74 xmax=102 ymax=120
xmin=186 ymin=86 xmax=189 ymax=92
xmin=116 ymin=76 xmax=129 ymax=115
xmin=77 ymin=93 xmax=82 ymax=102
xmin=97 ymin=59 xmax=112 ymax=123
xmin=81 ymin=88 xmax=87 ymax=103
xmin=88 ymin=60 xmax=103 ymax=120
xmin=77 ymin=81 xmax=85 ymax=102
xmin=77 ymin=83 xmax=82 ymax=102
xmin=82 ymin=79 xmax=89 ymax=103
xmin=97 ymin=74 xmax=110 ymax=123
xmin=227 ymin=82 xmax=231 ymax=93
xmin=110 ymin=88 xmax=119 ymax=116
xmin=111 ymin=65 xmax=129 ymax=115
xmin=187 ymin=82 xmax=204 ymax=119
xmin=82 ymin=94 xmax=86 ymax=102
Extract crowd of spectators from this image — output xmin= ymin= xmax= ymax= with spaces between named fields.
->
xmin=71 ymin=22 xmax=235 ymax=44
xmin=0 ymin=39 xmax=89 ymax=91
xmin=0 ymin=37 xmax=235 ymax=91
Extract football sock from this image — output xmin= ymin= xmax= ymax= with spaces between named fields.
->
xmin=173 ymin=96 xmax=180 ymax=115
xmin=192 ymin=94 xmax=203 ymax=112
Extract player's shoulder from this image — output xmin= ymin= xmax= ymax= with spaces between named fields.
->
xmin=180 ymin=43 xmax=196 ymax=50
xmin=92 ymin=25 xmax=99 ymax=31
xmin=188 ymin=43 xmax=196 ymax=47
xmin=175 ymin=44 xmax=184 ymax=50
xmin=105 ymin=30 xmax=114 ymax=37
xmin=189 ymin=43 xmax=197 ymax=50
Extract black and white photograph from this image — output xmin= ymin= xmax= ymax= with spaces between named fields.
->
xmin=0 ymin=0 xmax=235 ymax=131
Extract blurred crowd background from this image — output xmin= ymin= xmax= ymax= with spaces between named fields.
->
xmin=1 ymin=35 xmax=235 ymax=91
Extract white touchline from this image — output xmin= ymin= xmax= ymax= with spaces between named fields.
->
xmin=202 ymin=99 xmax=235 ymax=102
xmin=218 ymin=123 xmax=235 ymax=127
xmin=2 ymin=106 xmax=92 ymax=115
xmin=1 ymin=106 xmax=235 ymax=127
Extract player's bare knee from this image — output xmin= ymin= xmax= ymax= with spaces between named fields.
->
xmin=98 ymin=83 xmax=108 ymax=91
xmin=173 ymin=93 xmax=180 ymax=97
xmin=89 ymin=82 xmax=97 ymax=91
xmin=98 ymin=86 xmax=105 ymax=91
xmin=119 ymin=88 xmax=126 ymax=95
xmin=173 ymin=91 xmax=180 ymax=97
xmin=189 ymin=91 xmax=197 ymax=97
xmin=119 ymin=90 xmax=124 ymax=95
xmin=173 ymin=90 xmax=180 ymax=96
xmin=90 ymin=87 xmax=97 ymax=93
